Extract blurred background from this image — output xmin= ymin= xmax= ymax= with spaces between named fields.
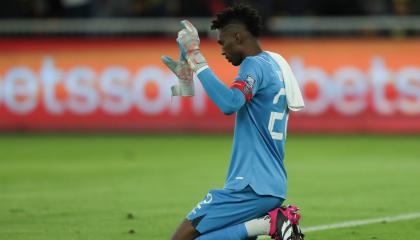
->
xmin=0 ymin=0 xmax=419 ymax=133
xmin=1 ymin=2 xmax=420 ymax=240
xmin=1 ymin=0 xmax=420 ymax=37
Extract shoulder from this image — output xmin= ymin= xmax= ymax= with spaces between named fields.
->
xmin=241 ymin=55 xmax=264 ymax=67
xmin=239 ymin=55 xmax=266 ymax=76
xmin=241 ymin=52 xmax=275 ymax=70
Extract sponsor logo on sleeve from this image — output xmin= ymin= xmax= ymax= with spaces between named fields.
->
xmin=243 ymin=75 xmax=255 ymax=95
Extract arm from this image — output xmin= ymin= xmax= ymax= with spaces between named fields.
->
xmin=197 ymin=67 xmax=245 ymax=115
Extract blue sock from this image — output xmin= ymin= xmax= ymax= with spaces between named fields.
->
xmin=196 ymin=223 xmax=248 ymax=240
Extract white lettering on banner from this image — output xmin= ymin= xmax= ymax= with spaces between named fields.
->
xmin=133 ymin=66 xmax=170 ymax=115
xmin=370 ymin=57 xmax=395 ymax=115
xmin=66 ymin=67 xmax=98 ymax=114
xmin=333 ymin=67 xmax=368 ymax=115
xmin=0 ymin=77 xmax=2 ymax=107
xmin=101 ymin=67 xmax=131 ymax=114
xmin=290 ymin=57 xmax=420 ymax=115
xmin=4 ymin=67 xmax=38 ymax=114
xmin=41 ymin=57 xmax=64 ymax=114
xmin=292 ymin=58 xmax=330 ymax=115
xmin=0 ymin=56 xmax=419 ymax=116
xmin=395 ymin=67 xmax=420 ymax=115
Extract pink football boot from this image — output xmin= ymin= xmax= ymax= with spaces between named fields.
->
xmin=268 ymin=205 xmax=304 ymax=240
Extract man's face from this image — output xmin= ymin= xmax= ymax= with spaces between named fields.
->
xmin=217 ymin=27 xmax=244 ymax=66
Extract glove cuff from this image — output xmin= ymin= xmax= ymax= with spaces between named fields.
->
xmin=187 ymin=50 xmax=208 ymax=73
xmin=171 ymin=79 xmax=195 ymax=97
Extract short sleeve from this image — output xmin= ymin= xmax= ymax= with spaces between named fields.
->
xmin=230 ymin=57 xmax=262 ymax=102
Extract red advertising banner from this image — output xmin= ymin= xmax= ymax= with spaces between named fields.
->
xmin=0 ymin=38 xmax=419 ymax=133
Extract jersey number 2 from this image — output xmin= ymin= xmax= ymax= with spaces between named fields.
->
xmin=268 ymin=88 xmax=286 ymax=140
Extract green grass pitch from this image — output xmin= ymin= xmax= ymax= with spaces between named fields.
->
xmin=0 ymin=134 xmax=419 ymax=240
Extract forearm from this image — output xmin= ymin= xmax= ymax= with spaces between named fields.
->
xmin=197 ymin=67 xmax=245 ymax=115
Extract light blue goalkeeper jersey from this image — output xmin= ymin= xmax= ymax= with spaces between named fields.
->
xmin=197 ymin=51 xmax=289 ymax=199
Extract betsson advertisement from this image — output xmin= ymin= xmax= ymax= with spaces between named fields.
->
xmin=0 ymin=39 xmax=419 ymax=133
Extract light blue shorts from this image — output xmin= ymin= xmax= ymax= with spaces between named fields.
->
xmin=186 ymin=186 xmax=283 ymax=234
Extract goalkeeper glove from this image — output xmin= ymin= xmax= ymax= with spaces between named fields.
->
xmin=176 ymin=20 xmax=208 ymax=73
xmin=161 ymin=53 xmax=194 ymax=96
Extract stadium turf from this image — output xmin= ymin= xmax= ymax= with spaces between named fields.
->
xmin=0 ymin=134 xmax=419 ymax=240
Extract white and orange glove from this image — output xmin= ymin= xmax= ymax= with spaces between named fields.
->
xmin=177 ymin=20 xmax=208 ymax=73
xmin=161 ymin=53 xmax=194 ymax=96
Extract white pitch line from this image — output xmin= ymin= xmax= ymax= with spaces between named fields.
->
xmin=302 ymin=212 xmax=420 ymax=232
xmin=257 ymin=212 xmax=420 ymax=239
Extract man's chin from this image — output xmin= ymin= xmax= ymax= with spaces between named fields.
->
xmin=229 ymin=59 xmax=241 ymax=66
xmin=226 ymin=57 xmax=242 ymax=66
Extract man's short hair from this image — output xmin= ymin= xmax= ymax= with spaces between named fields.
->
xmin=211 ymin=4 xmax=263 ymax=38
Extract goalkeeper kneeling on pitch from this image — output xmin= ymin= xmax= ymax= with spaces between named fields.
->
xmin=162 ymin=4 xmax=305 ymax=240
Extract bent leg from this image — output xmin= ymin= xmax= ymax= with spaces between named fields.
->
xmin=171 ymin=219 xmax=200 ymax=240
xmin=195 ymin=223 xmax=248 ymax=240
xmin=196 ymin=214 xmax=271 ymax=240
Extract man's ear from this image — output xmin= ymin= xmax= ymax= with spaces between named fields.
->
xmin=234 ymin=32 xmax=243 ymax=44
